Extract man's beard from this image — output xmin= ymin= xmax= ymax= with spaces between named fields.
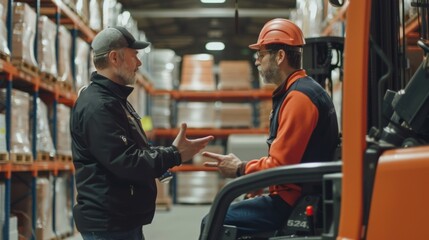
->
xmin=258 ymin=61 xmax=281 ymax=85
xmin=117 ymin=67 xmax=136 ymax=86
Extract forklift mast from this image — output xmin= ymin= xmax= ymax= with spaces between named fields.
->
xmin=339 ymin=0 xmax=429 ymax=239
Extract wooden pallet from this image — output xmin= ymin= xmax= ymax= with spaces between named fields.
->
xmin=9 ymin=153 xmax=33 ymax=164
xmin=55 ymin=231 xmax=73 ymax=240
xmin=36 ymin=151 xmax=55 ymax=162
xmin=40 ymin=72 xmax=58 ymax=85
xmin=0 ymin=152 xmax=9 ymax=163
xmin=56 ymin=154 xmax=72 ymax=162
xmin=156 ymin=197 xmax=172 ymax=211
xmin=57 ymin=81 xmax=73 ymax=92
xmin=11 ymin=59 xmax=39 ymax=77
xmin=0 ymin=51 xmax=10 ymax=62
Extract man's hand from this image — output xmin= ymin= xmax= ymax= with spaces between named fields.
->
xmin=173 ymin=123 xmax=214 ymax=163
xmin=203 ymin=152 xmax=243 ymax=178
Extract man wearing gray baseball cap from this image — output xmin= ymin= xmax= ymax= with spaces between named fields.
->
xmin=71 ymin=26 xmax=214 ymax=240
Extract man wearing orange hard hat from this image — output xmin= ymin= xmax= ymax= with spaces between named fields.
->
xmin=200 ymin=18 xmax=339 ymax=237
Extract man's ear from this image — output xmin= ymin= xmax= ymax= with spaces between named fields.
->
xmin=277 ymin=49 xmax=286 ymax=65
xmin=108 ymin=50 xmax=119 ymax=65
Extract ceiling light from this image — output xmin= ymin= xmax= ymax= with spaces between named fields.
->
xmin=201 ymin=0 xmax=225 ymax=3
xmin=205 ymin=42 xmax=225 ymax=51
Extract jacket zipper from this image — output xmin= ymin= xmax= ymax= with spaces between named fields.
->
xmin=130 ymin=185 xmax=134 ymax=196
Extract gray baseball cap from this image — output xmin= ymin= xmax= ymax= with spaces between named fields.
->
xmin=91 ymin=26 xmax=150 ymax=57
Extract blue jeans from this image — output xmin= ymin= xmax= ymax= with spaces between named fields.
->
xmin=200 ymin=195 xmax=293 ymax=237
xmin=80 ymin=226 xmax=144 ymax=240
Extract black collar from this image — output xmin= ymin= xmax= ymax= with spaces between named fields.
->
xmin=90 ymin=72 xmax=134 ymax=100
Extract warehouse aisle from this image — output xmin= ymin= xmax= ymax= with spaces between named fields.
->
xmin=66 ymin=204 xmax=212 ymax=240
xmin=144 ymin=204 xmax=211 ymax=240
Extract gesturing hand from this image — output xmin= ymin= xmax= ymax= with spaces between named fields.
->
xmin=203 ymin=152 xmax=243 ymax=178
xmin=172 ymin=123 xmax=214 ymax=163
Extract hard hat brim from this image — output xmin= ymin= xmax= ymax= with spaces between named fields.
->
xmin=248 ymin=43 xmax=261 ymax=50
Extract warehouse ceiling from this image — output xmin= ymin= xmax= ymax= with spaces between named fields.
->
xmin=120 ymin=0 xmax=297 ymax=62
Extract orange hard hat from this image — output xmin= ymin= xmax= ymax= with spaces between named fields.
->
xmin=249 ymin=18 xmax=305 ymax=50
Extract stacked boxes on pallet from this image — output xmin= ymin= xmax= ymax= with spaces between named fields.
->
xmin=177 ymin=102 xmax=254 ymax=129
xmin=88 ymin=0 xmax=102 ymax=31
xmin=58 ymin=26 xmax=74 ymax=90
xmin=0 ymin=89 xmax=32 ymax=163
xmin=151 ymin=95 xmax=172 ymax=129
xmin=150 ymin=49 xmax=180 ymax=90
xmin=218 ymin=60 xmax=252 ymax=90
xmin=155 ymin=179 xmax=172 ymax=210
xmin=0 ymin=108 xmax=6 ymax=159
xmin=180 ymin=54 xmax=216 ymax=90
xmin=259 ymin=100 xmax=272 ymax=129
xmin=227 ymin=134 xmax=269 ymax=161
xmin=35 ymin=177 xmax=56 ymax=240
xmin=218 ymin=103 xmax=253 ymax=128
xmin=74 ymin=37 xmax=90 ymax=92
xmin=55 ymin=175 xmax=73 ymax=237
xmin=177 ymin=102 xmax=217 ymax=128
xmin=176 ymin=171 xmax=220 ymax=204
xmin=0 ymin=0 xmax=10 ymax=58
xmin=30 ymin=99 xmax=56 ymax=160
xmin=37 ymin=16 xmax=58 ymax=81
xmin=11 ymin=2 xmax=38 ymax=70
xmin=0 ymin=182 xmax=18 ymax=240
xmin=103 ymin=0 xmax=123 ymax=29
xmin=75 ymin=0 xmax=89 ymax=24
xmin=56 ymin=104 xmax=72 ymax=161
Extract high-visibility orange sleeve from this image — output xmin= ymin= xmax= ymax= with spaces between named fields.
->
xmin=245 ymin=90 xmax=319 ymax=173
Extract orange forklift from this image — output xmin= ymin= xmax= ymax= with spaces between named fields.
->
xmin=200 ymin=0 xmax=429 ymax=239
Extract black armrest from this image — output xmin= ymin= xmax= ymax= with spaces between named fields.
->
xmin=201 ymin=161 xmax=342 ymax=240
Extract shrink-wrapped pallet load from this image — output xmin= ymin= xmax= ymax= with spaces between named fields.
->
xmin=11 ymin=2 xmax=38 ymax=69
xmin=258 ymin=100 xmax=272 ymax=129
xmin=55 ymin=175 xmax=73 ymax=237
xmin=227 ymin=134 xmax=268 ymax=161
xmin=37 ymin=16 xmax=58 ymax=80
xmin=218 ymin=60 xmax=252 ymax=90
xmin=150 ymin=49 xmax=180 ymax=90
xmin=74 ymin=37 xmax=90 ymax=92
xmin=0 ymin=89 xmax=32 ymax=162
xmin=217 ymin=103 xmax=253 ymax=128
xmin=176 ymin=171 xmax=219 ymax=204
xmin=56 ymin=104 xmax=72 ymax=160
xmin=155 ymin=179 xmax=172 ymax=210
xmin=11 ymin=176 xmax=34 ymax=239
xmin=177 ymin=102 xmax=217 ymax=128
xmin=180 ymin=54 xmax=216 ymax=91
xmin=30 ymin=98 xmax=55 ymax=159
xmin=35 ymin=177 xmax=56 ymax=240
xmin=0 ymin=0 xmax=10 ymax=59
xmin=103 ymin=0 xmax=122 ymax=29
xmin=58 ymin=26 xmax=74 ymax=89
xmin=0 ymin=112 xmax=6 ymax=157
xmin=88 ymin=0 xmax=102 ymax=31
xmin=151 ymin=94 xmax=172 ymax=129
xmin=75 ymin=0 xmax=89 ymax=24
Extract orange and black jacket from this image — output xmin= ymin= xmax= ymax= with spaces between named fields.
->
xmin=244 ymin=69 xmax=339 ymax=206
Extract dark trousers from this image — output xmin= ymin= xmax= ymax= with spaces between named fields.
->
xmin=200 ymin=195 xmax=293 ymax=238
xmin=80 ymin=226 xmax=144 ymax=240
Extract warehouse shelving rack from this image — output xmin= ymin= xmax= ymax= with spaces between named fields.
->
xmin=0 ymin=0 xmax=95 ymax=239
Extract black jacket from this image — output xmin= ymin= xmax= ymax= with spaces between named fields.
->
xmin=70 ymin=72 xmax=181 ymax=232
